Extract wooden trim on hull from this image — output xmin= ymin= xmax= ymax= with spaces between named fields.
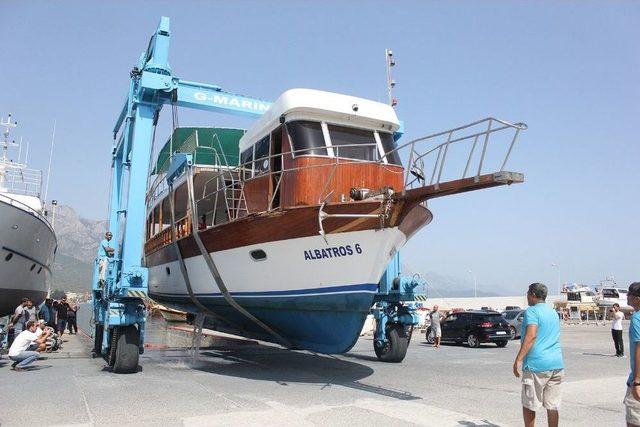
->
xmin=145 ymin=199 xmax=433 ymax=267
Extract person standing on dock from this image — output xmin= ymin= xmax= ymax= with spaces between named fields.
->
xmin=55 ymin=297 xmax=70 ymax=337
xmin=98 ymin=231 xmax=115 ymax=286
xmin=429 ymin=305 xmax=443 ymax=348
xmin=67 ymin=304 xmax=78 ymax=335
xmin=513 ymin=282 xmax=564 ymax=427
xmin=38 ymin=298 xmax=55 ymax=328
xmin=622 ymin=282 xmax=640 ymax=427
xmin=10 ymin=298 xmax=31 ymax=336
xmin=8 ymin=320 xmax=51 ymax=371
xmin=611 ymin=303 xmax=625 ymax=357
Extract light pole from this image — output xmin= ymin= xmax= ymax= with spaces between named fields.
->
xmin=551 ymin=263 xmax=560 ymax=295
xmin=51 ymin=200 xmax=58 ymax=229
xmin=468 ymin=270 xmax=477 ymax=298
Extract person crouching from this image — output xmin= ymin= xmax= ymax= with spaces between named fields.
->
xmin=8 ymin=320 xmax=51 ymax=371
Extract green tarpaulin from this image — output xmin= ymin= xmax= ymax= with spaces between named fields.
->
xmin=154 ymin=127 xmax=245 ymax=174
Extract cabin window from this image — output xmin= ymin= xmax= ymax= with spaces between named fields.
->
xmin=253 ymin=135 xmax=270 ymax=176
xmin=240 ymin=147 xmax=254 ymax=179
xmin=327 ymin=125 xmax=377 ymax=161
xmin=378 ymin=132 xmax=402 ymax=166
xmin=286 ymin=121 xmax=328 ymax=156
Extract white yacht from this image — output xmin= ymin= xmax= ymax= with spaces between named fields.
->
xmin=0 ymin=114 xmax=57 ymax=316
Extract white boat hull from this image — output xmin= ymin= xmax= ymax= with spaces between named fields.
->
xmin=0 ymin=198 xmax=57 ymax=316
xmin=147 ymin=227 xmax=407 ymax=352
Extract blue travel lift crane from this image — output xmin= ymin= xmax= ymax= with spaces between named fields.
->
xmin=92 ymin=16 xmax=426 ymax=372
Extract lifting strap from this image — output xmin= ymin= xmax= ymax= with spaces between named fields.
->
xmin=168 ymin=184 xmax=243 ymax=332
xmin=185 ymin=165 xmax=293 ymax=349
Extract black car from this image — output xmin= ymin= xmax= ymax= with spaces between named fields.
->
xmin=426 ymin=311 xmax=511 ymax=348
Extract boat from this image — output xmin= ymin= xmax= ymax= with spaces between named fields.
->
xmin=0 ymin=114 xmax=57 ymax=316
xmin=594 ymin=278 xmax=630 ymax=309
xmin=144 ymin=88 xmax=526 ymax=353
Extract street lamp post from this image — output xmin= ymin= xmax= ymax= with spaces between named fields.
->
xmin=551 ymin=263 xmax=560 ymax=295
xmin=468 ymin=270 xmax=477 ymax=298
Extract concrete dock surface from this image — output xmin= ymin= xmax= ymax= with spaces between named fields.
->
xmin=0 ymin=322 xmax=628 ymax=426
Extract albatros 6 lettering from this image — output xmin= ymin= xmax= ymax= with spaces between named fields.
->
xmin=304 ymin=244 xmax=362 ymax=260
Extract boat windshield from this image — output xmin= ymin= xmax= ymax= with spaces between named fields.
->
xmin=286 ymin=121 xmax=327 ymax=156
xmin=328 ymin=124 xmax=377 ymax=162
xmin=379 ymin=132 xmax=402 ymax=166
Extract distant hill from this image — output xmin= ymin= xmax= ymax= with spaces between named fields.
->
xmin=51 ymin=205 xmax=106 ymax=293
xmin=401 ymin=263 xmax=507 ymax=298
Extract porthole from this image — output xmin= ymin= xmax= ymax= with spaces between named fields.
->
xmin=166 ymin=267 xmax=171 ymax=276
xmin=250 ymin=249 xmax=267 ymax=261
xmin=37 ymin=267 xmax=42 ymax=274
xmin=5 ymin=253 xmax=13 ymax=261
xmin=30 ymin=264 xmax=36 ymax=271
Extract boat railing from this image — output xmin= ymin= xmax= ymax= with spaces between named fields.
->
xmin=144 ymin=215 xmax=190 ymax=253
xmin=194 ymin=142 xmax=392 ymax=226
xmin=157 ymin=118 xmax=526 ymax=238
xmin=385 ymin=117 xmax=527 ymax=191
xmin=0 ymin=166 xmax=43 ymax=198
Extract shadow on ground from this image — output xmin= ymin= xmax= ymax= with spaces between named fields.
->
xmin=179 ymin=343 xmax=421 ymax=401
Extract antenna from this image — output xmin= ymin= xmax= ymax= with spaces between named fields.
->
xmin=1 ymin=113 xmax=18 ymax=162
xmin=385 ymin=48 xmax=398 ymax=107
xmin=43 ymin=120 xmax=56 ymax=203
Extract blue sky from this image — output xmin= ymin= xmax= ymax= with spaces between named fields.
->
xmin=1 ymin=1 xmax=638 ymax=292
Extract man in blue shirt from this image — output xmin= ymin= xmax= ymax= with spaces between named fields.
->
xmin=513 ymin=283 xmax=564 ymax=427
xmin=623 ymin=282 xmax=640 ymax=427
xmin=98 ymin=231 xmax=115 ymax=285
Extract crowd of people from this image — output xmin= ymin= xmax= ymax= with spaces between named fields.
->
xmin=5 ymin=296 xmax=78 ymax=371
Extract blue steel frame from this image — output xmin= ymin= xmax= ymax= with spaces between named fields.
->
xmin=372 ymin=253 xmax=426 ymax=347
xmin=92 ymin=16 xmax=272 ymax=355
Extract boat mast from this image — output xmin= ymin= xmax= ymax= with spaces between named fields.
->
xmin=385 ymin=48 xmax=397 ymax=107
xmin=0 ymin=114 xmax=19 ymax=186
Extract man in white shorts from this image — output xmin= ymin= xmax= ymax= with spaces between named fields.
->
xmin=513 ymin=283 xmax=564 ymax=427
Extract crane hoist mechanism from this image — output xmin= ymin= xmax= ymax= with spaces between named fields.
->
xmin=92 ymin=17 xmax=526 ymax=372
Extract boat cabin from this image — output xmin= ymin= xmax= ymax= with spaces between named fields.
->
xmin=238 ymin=88 xmax=403 ymax=211
xmin=144 ymin=89 xmax=406 ymax=254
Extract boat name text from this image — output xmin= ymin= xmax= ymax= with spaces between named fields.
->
xmin=304 ymin=244 xmax=362 ymax=261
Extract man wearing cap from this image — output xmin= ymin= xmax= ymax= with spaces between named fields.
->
xmin=513 ymin=282 xmax=564 ymax=427
xmin=98 ymin=231 xmax=115 ymax=286
xmin=623 ymin=282 xmax=640 ymax=426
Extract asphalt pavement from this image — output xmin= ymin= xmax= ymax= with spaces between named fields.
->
xmin=0 ymin=319 xmax=629 ymax=426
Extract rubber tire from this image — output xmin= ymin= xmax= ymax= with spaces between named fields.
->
xmin=496 ymin=340 xmax=508 ymax=348
xmin=93 ymin=324 xmax=104 ymax=356
xmin=375 ymin=326 xmax=409 ymax=363
xmin=467 ymin=334 xmax=480 ymax=348
xmin=112 ymin=325 xmax=140 ymax=374
xmin=509 ymin=326 xmax=517 ymax=340
xmin=425 ymin=327 xmax=435 ymax=344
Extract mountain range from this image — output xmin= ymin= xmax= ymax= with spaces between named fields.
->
xmin=51 ymin=205 xmax=506 ymax=297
